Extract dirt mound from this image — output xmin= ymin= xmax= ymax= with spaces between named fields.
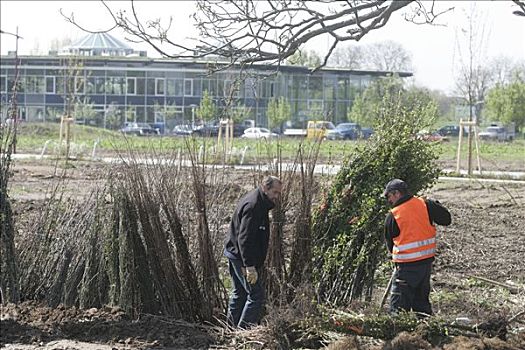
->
xmin=1 ymin=301 xmax=214 ymax=349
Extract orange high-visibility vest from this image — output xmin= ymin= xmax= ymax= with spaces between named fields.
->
xmin=391 ymin=197 xmax=436 ymax=263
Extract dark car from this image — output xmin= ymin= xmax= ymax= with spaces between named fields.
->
xmin=233 ymin=124 xmax=248 ymax=137
xmin=437 ymin=125 xmax=467 ymax=137
xmin=120 ymin=122 xmax=159 ymax=136
xmin=192 ymin=122 xmax=247 ymax=137
xmin=192 ymin=123 xmax=220 ymax=137
xmin=361 ymin=127 xmax=374 ymax=139
xmin=328 ymin=123 xmax=362 ymax=140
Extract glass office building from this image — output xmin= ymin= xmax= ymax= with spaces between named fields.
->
xmin=1 ymin=33 xmax=411 ymax=130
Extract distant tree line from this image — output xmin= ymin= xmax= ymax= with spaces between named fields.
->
xmin=286 ymin=40 xmax=413 ymax=72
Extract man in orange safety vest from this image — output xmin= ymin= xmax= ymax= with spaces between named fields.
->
xmin=384 ymin=179 xmax=451 ymax=316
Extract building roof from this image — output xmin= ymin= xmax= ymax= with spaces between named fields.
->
xmin=1 ymin=55 xmax=413 ymax=78
xmin=67 ymin=33 xmax=132 ymax=51
xmin=59 ymin=33 xmax=139 ymax=57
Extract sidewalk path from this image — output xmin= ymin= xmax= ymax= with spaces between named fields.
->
xmin=11 ymin=153 xmax=525 ymax=184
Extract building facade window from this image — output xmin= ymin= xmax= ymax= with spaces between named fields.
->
xmin=323 ymin=75 xmax=336 ymax=101
xmin=184 ymin=79 xmax=193 ymax=96
xmin=167 ymin=79 xmax=183 ymax=96
xmin=309 ymin=76 xmax=323 ymax=100
xmin=223 ymin=80 xmax=240 ymax=98
xmin=155 ymin=78 xmax=165 ymax=96
xmin=136 ymin=78 xmax=145 ymax=95
xmin=95 ymin=77 xmax=105 ymax=94
xmin=108 ymin=77 xmax=126 ymax=95
xmin=202 ymin=79 xmax=217 ymax=97
xmin=268 ymin=81 xmax=275 ymax=98
xmin=0 ymin=75 xmax=6 ymax=92
xmin=25 ymin=76 xmax=45 ymax=94
xmin=147 ymin=79 xmax=155 ymax=95
xmin=75 ymin=76 xmax=85 ymax=94
xmin=86 ymin=77 xmax=95 ymax=94
xmin=361 ymin=76 xmax=371 ymax=89
xmin=127 ymin=77 xmax=136 ymax=95
xmin=55 ymin=77 xmax=65 ymax=95
xmin=307 ymin=99 xmax=324 ymax=112
xmin=349 ymin=76 xmax=361 ymax=99
xmin=193 ymin=78 xmax=202 ymax=97
xmin=293 ymin=75 xmax=309 ymax=100
xmin=337 ymin=78 xmax=348 ymax=100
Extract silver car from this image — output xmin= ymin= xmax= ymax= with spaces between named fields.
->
xmin=120 ymin=122 xmax=159 ymax=136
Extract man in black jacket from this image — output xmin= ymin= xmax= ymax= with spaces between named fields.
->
xmin=383 ymin=179 xmax=451 ymax=316
xmin=224 ymin=176 xmax=282 ymax=329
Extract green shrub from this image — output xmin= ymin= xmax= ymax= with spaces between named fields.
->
xmin=312 ymin=94 xmax=441 ymax=304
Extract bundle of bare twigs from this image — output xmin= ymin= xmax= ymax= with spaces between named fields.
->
xmin=14 ymin=140 xmax=234 ymax=321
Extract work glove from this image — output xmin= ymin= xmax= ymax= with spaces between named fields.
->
xmin=245 ymin=266 xmax=258 ymax=285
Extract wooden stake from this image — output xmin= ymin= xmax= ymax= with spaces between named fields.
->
xmin=456 ymin=120 xmax=482 ymax=175
xmin=456 ymin=119 xmax=463 ymax=173
xmin=473 ymin=125 xmax=482 ymax=174
xmin=467 ymin=274 xmax=520 ymax=294
xmin=380 ymin=269 xmax=395 ymax=309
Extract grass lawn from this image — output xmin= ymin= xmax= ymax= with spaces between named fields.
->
xmin=9 ymin=122 xmax=525 ymax=171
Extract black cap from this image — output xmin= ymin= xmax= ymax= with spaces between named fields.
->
xmin=383 ymin=179 xmax=408 ymax=197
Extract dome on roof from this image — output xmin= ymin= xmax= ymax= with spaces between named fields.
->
xmin=59 ymin=33 xmax=142 ymax=57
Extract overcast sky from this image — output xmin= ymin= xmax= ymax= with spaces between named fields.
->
xmin=1 ymin=1 xmax=524 ymax=94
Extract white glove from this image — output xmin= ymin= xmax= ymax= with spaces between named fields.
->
xmin=245 ymin=266 xmax=258 ymax=285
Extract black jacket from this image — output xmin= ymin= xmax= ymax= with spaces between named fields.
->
xmin=384 ymin=195 xmax=451 ymax=265
xmin=224 ymin=187 xmax=274 ymax=268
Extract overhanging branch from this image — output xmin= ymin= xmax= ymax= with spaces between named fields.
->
xmin=60 ymin=0 xmax=468 ymax=72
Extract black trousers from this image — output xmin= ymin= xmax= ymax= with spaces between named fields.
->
xmin=390 ymin=261 xmax=433 ymax=316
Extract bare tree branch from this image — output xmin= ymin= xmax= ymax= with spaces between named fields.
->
xmin=404 ymin=0 xmax=454 ymax=25
xmin=60 ymin=1 xmax=118 ymax=34
xmin=61 ymin=0 xmax=462 ymax=72
xmin=511 ymin=0 xmax=525 ymax=16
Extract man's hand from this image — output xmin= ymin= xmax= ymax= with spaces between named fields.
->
xmin=245 ymin=266 xmax=258 ymax=285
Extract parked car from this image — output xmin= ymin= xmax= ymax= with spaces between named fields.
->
xmin=325 ymin=128 xmax=344 ymax=140
xmin=120 ymin=122 xmax=159 ymax=136
xmin=479 ymin=123 xmax=515 ymax=141
xmin=241 ymin=127 xmax=278 ymax=140
xmin=231 ymin=119 xmax=256 ymax=137
xmin=194 ymin=123 xmax=249 ymax=137
xmin=172 ymin=124 xmax=193 ymax=136
xmin=437 ymin=125 xmax=461 ymax=137
xmin=307 ymin=121 xmax=336 ymax=139
xmin=361 ymin=127 xmax=374 ymax=139
xmin=282 ymin=119 xmax=308 ymax=137
xmin=152 ymin=122 xmax=166 ymax=135
xmin=233 ymin=124 xmax=248 ymax=137
xmin=192 ymin=123 xmax=220 ymax=137
xmin=327 ymin=123 xmax=361 ymax=140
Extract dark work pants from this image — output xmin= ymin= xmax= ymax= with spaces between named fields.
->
xmin=390 ymin=261 xmax=433 ymax=316
xmin=226 ymin=258 xmax=265 ymax=329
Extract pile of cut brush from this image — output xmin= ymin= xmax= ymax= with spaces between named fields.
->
xmin=1 ymin=301 xmax=524 ymax=349
xmin=216 ymin=307 xmax=524 ymax=349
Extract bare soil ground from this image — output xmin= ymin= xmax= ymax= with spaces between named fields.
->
xmin=2 ymin=159 xmax=524 ymax=349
